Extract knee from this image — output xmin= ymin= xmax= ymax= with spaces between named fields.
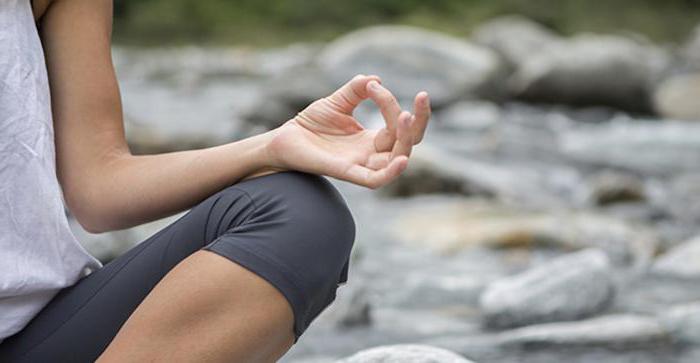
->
xmin=235 ymin=171 xmax=356 ymax=247
xmin=211 ymin=172 xmax=356 ymax=334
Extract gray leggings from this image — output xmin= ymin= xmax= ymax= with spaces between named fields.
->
xmin=0 ymin=171 xmax=355 ymax=362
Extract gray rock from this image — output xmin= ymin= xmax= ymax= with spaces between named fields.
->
xmin=663 ymin=173 xmax=700 ymax=225
xmin=653 ymin=73 xmax=700 ymax=121
xmin=510 ymin=34 xmax=669 ymax=112
xmin=113 ymin=44 xmax=318 ymax=82
xmin=240 ymin=98 xmax=299 ymax=130
xmin=479 ymin=249 xmax=614 ymax=328
xmin=658 ymin=302 xmax=700 ymax=344
xmin=497 ymin=314 xmax=668 ymax=349
xmin=329 ymin=284 xmax=373 ymax=329
xmin=380 ymin=146 xmax=495 ymax=198
xmin=118 ymin=76 xmax=259 ymax=152
xmin=392 ymin=199 xmax=657 ymax=266
xmin=682 ymin=24 xmax=700 ymax=69
xmin=242 ymin=65 xmax=337 ymax=130
xmin=383 ymin=273 xmax=490 ymax=310
xmin=265 ymin=65 xmax=336 ymax=110
xmin=319 ymin=25 xmax=504 ymax=107
xmin=472 ymin=15 xmax=561 ymax=68
xmin=587 ymin=170 xmax=646 ymax=206
xmin=436 ymin=101 xmax=501 ymax=132
xmin=652 ymin=235 xmax=700 ymax=278
xmin=559 ymin=119 xmax=700 ymax=176
xmin=337 ymin=344 xmax=474 ymax=363
xmin=380 ymin=144 xmax=583 ymax=207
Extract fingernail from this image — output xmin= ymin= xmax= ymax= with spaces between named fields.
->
xmin=402 ymin=112 xmax=412 ymax=124
xmin=368 ymin=81 xmax=380 ymax=91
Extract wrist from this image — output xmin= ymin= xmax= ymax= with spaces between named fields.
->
xmin=259 ymin=127 xmax=282 ymax=169
xmin=246 ymin=127 xmax=287 ymax=177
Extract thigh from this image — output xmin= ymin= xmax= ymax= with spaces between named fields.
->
xmin=0 ymin=181 xmax=254 ymax=362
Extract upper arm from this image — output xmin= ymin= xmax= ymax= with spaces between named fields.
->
xmin=39 ymin=0 xmax=129 ymax=216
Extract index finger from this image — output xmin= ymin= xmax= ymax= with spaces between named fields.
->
xmin=325 ymin=74 xmax=382 ymax=114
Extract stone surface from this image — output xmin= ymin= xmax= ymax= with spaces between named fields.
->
xmin=436 ymin=101 xmax=501 ymax=131
xmin=392 ymin=199 xmax=657 ymax=266
xmin=653 ymin=73 xmax=700 ymax=121
xmin=659 ymin=302 xmax=700 ymax=344
xmin=472 ymin=15 xmax=561 ymax=68
xmin=587 ymin=170 xmax=646 ymax=206
xmin=652 ymin=235 xmax=700 ymax=278
xmin=337 ymin=344 xmax=474 ymax=363
xmin=510 ymin=34 xmax=669 ymax=112
xmin=682 ymin=24 xmax=700 ymax=69
xmin=328 ymin=284 xmax=373 ymax=329
xmin=479 ymin=249 xmax=614 ymax=328
xmin=319 ymin=25 xmax=504 ymax=106
xmin=380 ymin=146 xmax=495 ymax=198
xmin=559 ymin=119 xmax=700 ymax=176
xmin=497 ymin=314 xmax=669 ymax=349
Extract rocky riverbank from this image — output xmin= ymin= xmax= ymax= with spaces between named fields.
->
xmin=71 ymin=16 xmax=700 ymax=362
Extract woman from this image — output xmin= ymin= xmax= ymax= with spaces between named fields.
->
xmin=0 ymin=0 xmax=431 ymax=361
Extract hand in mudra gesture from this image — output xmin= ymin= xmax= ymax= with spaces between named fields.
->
xmin=261 ymin=74 xmax=431 ymax=189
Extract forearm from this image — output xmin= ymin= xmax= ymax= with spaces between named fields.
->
xmin=75 ymin=131 xmax=275 ymax=233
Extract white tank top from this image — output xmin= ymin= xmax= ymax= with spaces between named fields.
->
xmin=0 ymin=0 xmax=103 ymax=343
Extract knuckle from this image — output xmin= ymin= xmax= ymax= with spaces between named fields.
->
xmin=378 ymin=93 xmax=395 ymax=104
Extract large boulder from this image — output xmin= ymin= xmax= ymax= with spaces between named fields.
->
xmin=510 ymin=34 xmax=669 ymax=113
xmin=479 ymin=249 xmax=614 ymax=328
xmin=652 ymin=235 xmax=700 ymax=278
xmin=318 ymin=25 xmax=504 ymax=107
xmin=472 ymin=15 xmax=561 ymax=68
xmin=653 ymin=73 xmax=700 ymax=121
xmin=337 ymin=344 xmax=474 ymax=363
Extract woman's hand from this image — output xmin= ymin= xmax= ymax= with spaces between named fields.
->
xmin=257 ymin=74 xmax=431 ymax=189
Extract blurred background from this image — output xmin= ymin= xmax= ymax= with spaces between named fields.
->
xmin=72 ymin=1 xmax=700 ymax=362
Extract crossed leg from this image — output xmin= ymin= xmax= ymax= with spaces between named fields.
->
xmin=0 ymin=171 xmax=355 ymax=363
xmin=97 ymin=250 xmax=295 ymax=363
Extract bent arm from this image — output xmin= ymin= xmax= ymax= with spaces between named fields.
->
xmin=41 ymin=0 xmax=275 ymax=233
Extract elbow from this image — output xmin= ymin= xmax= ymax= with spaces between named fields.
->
xmin=75 ymin=213 xmax=113 ymax=234
xmin=63 ymin=176 xmax=121 ymax=234
xmin=67 ymin=196 xmax=115 ymax=234
xmin=60 ymin=149 xmax=132 ymax=234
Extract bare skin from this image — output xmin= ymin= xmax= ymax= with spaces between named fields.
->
xmin=35 ymin=0 xmax=431 ymax=361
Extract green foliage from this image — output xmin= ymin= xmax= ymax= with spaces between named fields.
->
xmin=113 ymin=0 xmax=700 ymax=46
